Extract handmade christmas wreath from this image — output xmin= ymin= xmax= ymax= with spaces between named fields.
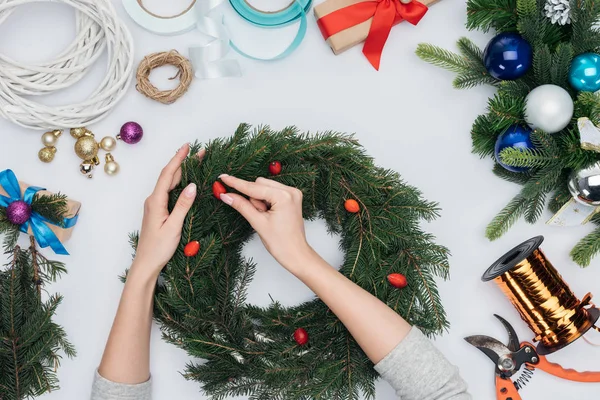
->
xmin=131 ymin=124 xmax=450 ymax=399
xmin=417 ymin=0 xmax=600 ymax=266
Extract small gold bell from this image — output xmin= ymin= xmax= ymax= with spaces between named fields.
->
xmin=38 ymin=146 xmax=57 ymax=163
xmin=104 ymin=153 xmax=120 ymax=176
xmin=79 ymin=161 xmax=94 ymax=179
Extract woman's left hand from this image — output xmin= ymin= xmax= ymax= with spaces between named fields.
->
xmin=131 ymin=143 xmax=204 ymax=278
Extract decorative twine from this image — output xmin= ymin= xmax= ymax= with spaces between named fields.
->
xmin=136 ymin=51 xmax=193 ymax=105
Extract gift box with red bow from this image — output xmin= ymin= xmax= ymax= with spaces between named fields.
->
xmin=314 ymin=0 xmax=441 ymax=70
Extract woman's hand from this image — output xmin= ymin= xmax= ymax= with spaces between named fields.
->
xmin=131 ymin=144 xmax=204 ymax=279
xmin=218 ymin=175 xmax=313 ymax=272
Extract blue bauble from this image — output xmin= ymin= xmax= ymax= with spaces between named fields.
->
xmin=483 ymin=33 xmax=532 ymax=80
xmin=569 ymin=53 xmax=600 ymax=92
xmin=494 ymin=125 xmax=535 ymax=172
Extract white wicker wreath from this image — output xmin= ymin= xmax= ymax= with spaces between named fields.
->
xmin=0 ymin=0 xmax=134 ymax=130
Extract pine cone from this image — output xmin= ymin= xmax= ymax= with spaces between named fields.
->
xmin=544 ymin=0 xmax=571 ymax=25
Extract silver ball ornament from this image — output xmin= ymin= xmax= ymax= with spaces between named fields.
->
xmin=100 ymin=136 xmax=117 ymax=152
xmin=568 ymin=162 xmax=600 ymax=205
xmin=524 ymin=84 xmax=574 ymax=133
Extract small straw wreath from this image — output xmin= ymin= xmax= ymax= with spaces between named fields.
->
xmin=136 ymin=50 xmax=193 ymax=105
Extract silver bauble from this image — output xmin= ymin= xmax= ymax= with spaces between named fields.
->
xmin=525 ymin=84 xmax=574 ymax=133
xmin=568 ymin=162 xmax=600 ymax=205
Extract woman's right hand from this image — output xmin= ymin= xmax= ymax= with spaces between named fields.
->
xmin=218 ymin=174 xmax=314 ymax=272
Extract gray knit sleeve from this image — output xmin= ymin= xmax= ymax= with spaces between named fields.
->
xmin=374 ymin=328 xmax=471 ymax=400
xmin=91 ymin=371 xmax=152 ymax=400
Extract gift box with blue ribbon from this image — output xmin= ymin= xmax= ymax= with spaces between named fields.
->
xmin=0 ymin=169 xmax=80 ymax=255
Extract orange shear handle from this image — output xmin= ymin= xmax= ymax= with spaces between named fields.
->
xmin=535 ymin=355 xmax=600 ymax=382
xmin=495 ymin=375 xmax=521 ymax=400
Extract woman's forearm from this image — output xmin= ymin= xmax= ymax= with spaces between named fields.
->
xmin=290 ymin=248 xmax=411 ymax=364
xmin=98 ymin=264 xmax=156 ymax=384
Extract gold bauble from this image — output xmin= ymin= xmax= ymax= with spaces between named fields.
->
xmin=74 ymin=136 xmax=99 ymax=160
xmin=104 ymin=153 xmax=120 ymax=176
xmin=70 ymin=127 xmax=88 ymax=139
xmin=100 ymin=136 xmax=117 ymax=152
xmin=79 ymin=161 xmax=94 ymax=178
xmin=41 ymin=129 xmax=61 ymax=147
xmin=38 ymin=146 xmax=56 ymax=163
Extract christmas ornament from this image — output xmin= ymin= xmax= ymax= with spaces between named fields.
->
xmin=117 ymin=121 xmax=143 ymax=144
xmin=344 ymin=199 xmax=360 ymax=213
xmin=568 ymin=162 xmax=600 ymax=206
xmin=494 ymin=125 xmax=535 ymax=172
xmin=524 ymin=84 xmax=574 ymax=133
xmin=70 ymin=127 xmax=89 ymax=139
xmin=387 ymin=273 xmax=408 ymax=288
xmin=293 ymin=328 xmax=309 ymax=346
xmin=184 ymin=240 xmax=201 ymax=257
xmin=38 ymin=146 xmax=57 ymax=163
xmin=544 ymin=0 xmax=571 ymax=25
xmin=268 ymin=161 xmax=282 ymax=175
xmin=138 ymin=125 xmax=450 ymax=399
xmin=569 ymin=53 xmax=600 ymax=92
xmin=104 ymin=154 xmax=120 ymax=176
xmin=74 ymin=135 xmax=99 ymax=160
xmin=80 ymin=161 xmax=94 ymax=179
xmin=6 ymin=200 xmax=32 ymax=225
xmin=100 ymin=136 xmax=117 ymax=152
xmin=41 ymin=129 xmax=62 ymax=147
xmin=212 ymin=181 xmax=227 ymax=199
xmin=483 ymin=33 xmax=532 ymax=80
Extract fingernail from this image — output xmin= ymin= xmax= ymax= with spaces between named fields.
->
xmin=218 ymin=173 xmax=229 ymax=179
xmin=220 ymin=193 xmax=233 ymax=205
xmin=184 ymin=183 xmax=197 ymax=198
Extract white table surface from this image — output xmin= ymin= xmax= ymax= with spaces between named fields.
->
xmin=1 ymin=0 xmax=600 ymax=399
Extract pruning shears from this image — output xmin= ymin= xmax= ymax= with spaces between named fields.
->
xmin=465 ymin=314 xmax=600 ymax=400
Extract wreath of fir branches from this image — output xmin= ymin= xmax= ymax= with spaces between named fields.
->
xmin=416 ymin=0 xmax=600 ymax=266
xmin=133 ymin=124 xmax=450 ymax=399
xmin=0 ymin=192 xmax=75 ymax=400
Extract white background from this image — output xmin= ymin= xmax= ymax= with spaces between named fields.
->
xmin=1 ymin=0 xmax=600 ymax=399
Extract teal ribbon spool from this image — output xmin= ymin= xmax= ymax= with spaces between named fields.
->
xmin=228 ymin=0 xmax=312 ymax=60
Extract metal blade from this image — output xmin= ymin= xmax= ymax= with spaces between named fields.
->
xmin=494 ymin=314 xmax=520 ymax=352
xmin=465 ymin=335 xmax=513 ymax=366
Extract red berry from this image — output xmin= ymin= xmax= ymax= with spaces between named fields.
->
xmin=293 ymin=328 xmax=309 ymax=346
xmin=213 ymin=181 xmax=226 ymax=199
xmin=269 ymin=161 xmax=282 ymax=175
xmin=387 ymin=273 xmax=407 ymax=289
xmin=184 ymin=241 xmax=200 ymax=257
xmin=344 ymin=199 xmax=360 ymax=213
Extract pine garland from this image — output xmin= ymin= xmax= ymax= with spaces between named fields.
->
xmin=417 ymin=0 xmax=600 ymax=266
xmin=0 ymin=193 xmax=75 ymax=400
xmin=134 ymin=124 xmax=450 ymax=399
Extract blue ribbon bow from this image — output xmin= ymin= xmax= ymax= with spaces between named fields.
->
xmin=0 ymin=169 xmax=77 ymax=255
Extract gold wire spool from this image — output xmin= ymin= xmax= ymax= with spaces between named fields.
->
xmin=483 ymin=236 xmax=600 ymax=355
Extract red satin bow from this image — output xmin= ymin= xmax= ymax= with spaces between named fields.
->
xmin=317 ymin=0 xmax=428 ymax=70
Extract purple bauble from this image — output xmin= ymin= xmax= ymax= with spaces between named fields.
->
xmin=6 ymin=200 xmax=31 ymax=225
xmin=118 ymin=122 xmax=143 ymax=144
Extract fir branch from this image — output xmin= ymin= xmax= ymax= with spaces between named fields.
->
xmin=570 ymin=0 xmax=600 ymax=54
xmin=571 ymin=226 xmax=600 ymax=267
xmin=492 ymin=163 xmax=534 ymax=184
xmin=30 ymin=193 xmax=68 ymax=226
xmin=533 ymin=45 xmax=552 ymax=85
xmin=498 ymin=80 xmax=531 ymax=98
xmin=456 ymin=37 xmax=487 ymax=71
xmin=524 ymin=190 xmax=547 ymax=223
xmin=550 ymin=43 xmax=574 ymax=88
xmin=466 ymin=0 xmax=518 ymax=33
xmin=454 ymin=72 xmax=497 ymax=89
xmin=415 ymin=44 xmax=471 ymax=73
xmin=486 ymin=194 xmax=529 ymax=240
xmin=498 ymin=147 xmax=556 ymax=168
